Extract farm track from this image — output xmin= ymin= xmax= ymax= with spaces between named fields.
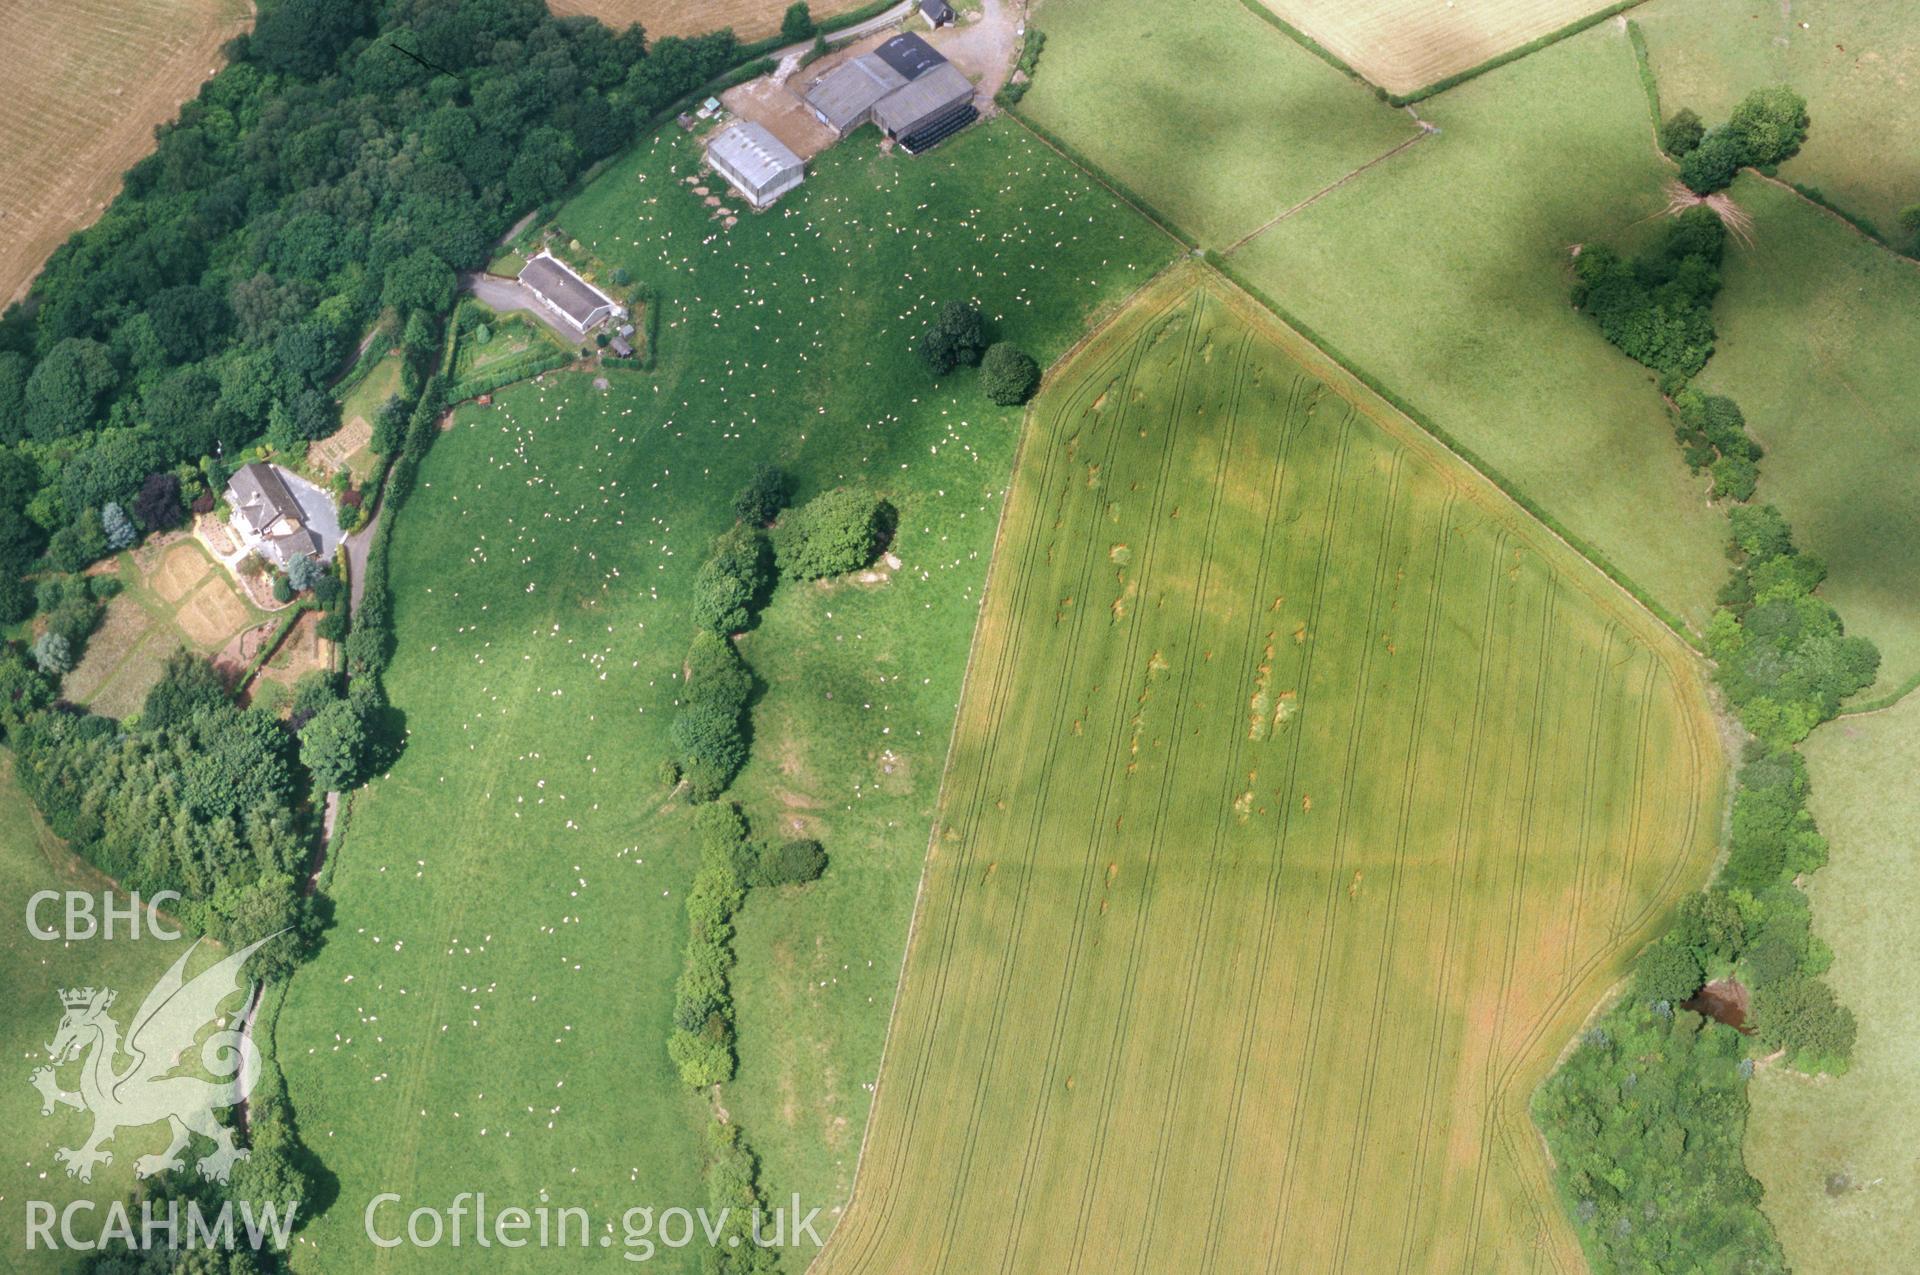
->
xmin=810 ymin=264 xmax=1723 ymax=1274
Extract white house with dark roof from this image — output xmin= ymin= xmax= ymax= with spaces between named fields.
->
xmin=517 ymin=252 xmax=620 ymax=336
xmin=225 ymin=461 xmax=338 ymax=568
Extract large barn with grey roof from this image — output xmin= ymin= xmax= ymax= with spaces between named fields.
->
xmin=802 ymin=33 xmax=977 ymax=154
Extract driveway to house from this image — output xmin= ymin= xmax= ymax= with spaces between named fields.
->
xmin=464 ymin=270 xmax=586 ymax=344
xmin=930 ymin=0 xmax=1022 ymax=99
xmin=281 ymin=467 xmax=344 ymax=559
xmin=344 ymin=508 xmax=379 ymax=613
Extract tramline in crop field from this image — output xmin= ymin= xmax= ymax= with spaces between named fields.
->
xmin=815 ymin=265 xmax=1722 ymax=1274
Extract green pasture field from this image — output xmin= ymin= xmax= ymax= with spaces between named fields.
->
xmin=1225 ymin=21 xmax=1729 ymax=634
xmin=0 ymin=758 xmax=195 ymax=1269
xmin=1689 ymin=176 xmax=1920 ymax=695
xmin=275 ymin=119 xmax=1174 ymax=1270
xmin=1019 ymin=0 xmax=1419 ymax=248
xmin=1746 ymin=696 xmax=1920 ymax=1271
xmin=1634 ymin=0 xmax=1920 ymax=246
xmin=813 ymin=265 xmax=1723 ymax=1274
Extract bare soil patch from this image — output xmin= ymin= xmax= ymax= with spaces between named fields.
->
xmin=150 ymin=541 xmax=212 ymax=604
xmin=721 ymin=77 xmax=840 ymax=162
xmin=176 ymin=576 xmax=251 ymax=647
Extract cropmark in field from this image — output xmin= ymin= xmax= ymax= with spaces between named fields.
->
xmin=815 ymin=265 xmax=1723 ymax=1273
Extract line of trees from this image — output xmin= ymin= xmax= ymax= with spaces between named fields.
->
xmin=1543 ymin=82 xmax=1877 ymax=1274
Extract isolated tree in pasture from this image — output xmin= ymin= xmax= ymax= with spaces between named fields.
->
xmin=980 ymin=342 xmax=1040 ymax=405
xmin=917 ymin=300 xmax=987 ymax=375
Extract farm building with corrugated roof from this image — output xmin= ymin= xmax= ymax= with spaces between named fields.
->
xmin=705 ymin=121 xmax=806 ymax=208
xmin=799 ymin=33 xmax=976 ymax=154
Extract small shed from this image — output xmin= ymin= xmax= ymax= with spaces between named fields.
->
xmin=705 ymin=121 xmax=806 ymax=209
xmin=610 ymin=335 xmax=634 ymax=358
xmin=920 ymin=0 xmax=955 ymax=26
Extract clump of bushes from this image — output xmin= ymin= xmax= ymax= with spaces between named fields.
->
xmin=732 ymin=463 xmax=790 ymax=526
xmin=1534 ymin=994 xmax=1783 ymax=1273
xmin=692 ymin=525 xmax=773 ymax=634
xmin=917 ymin=300 xmax=987 ymax=375
xmin=1707 ymin=506 xmax=1879 ymax=747
xmin=667 ymin=803 xmax=828 ymax=1088
xmin=980 ymin=342 xmax=1039 ymax=405
xmin=757 ymin=837 xmax=826 ymax=887
xmin=1668 ymin=85 xmax=1809 ymax=194
xmin=1572 ymin=206 xmax=1725 ymax=378
xmin=671 ymin=631 xmax=754 ymax=802
xmin=772 ymin=487 xmax=890 ymax=580
xmin=1670 ymin=388 xmax=1760 ymax=501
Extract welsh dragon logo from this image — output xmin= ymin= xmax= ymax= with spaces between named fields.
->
xmin=30 ymin=935 xmax=274 ymax=1184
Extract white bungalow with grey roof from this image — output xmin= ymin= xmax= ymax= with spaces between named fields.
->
xmin=517 ymin=252 xmax=620 ymax=336
xmin=705 ymin=121 xmax=805 ymax=209
xmin=225 ymin=461 xmax=339 ymax=568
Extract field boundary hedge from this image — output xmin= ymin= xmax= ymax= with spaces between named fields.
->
xmin=1388 ymin=1 xmax=1647 ymax=105
xmin=1203 ymin=252 xmax=1702 ymax=649
xmin=444 ymin=347 xmax=573 ymax=405
xmin=1004 ymin=111 xmax=1198 ymax=250
xmin=1227 ymin=0 xmax=1369 ymax=88
xmin=1625 ymin=19 xmax=1661 ymax=131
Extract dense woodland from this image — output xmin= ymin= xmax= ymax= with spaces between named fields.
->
xmin=0 ymin=0 xmax=742 ymax=621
